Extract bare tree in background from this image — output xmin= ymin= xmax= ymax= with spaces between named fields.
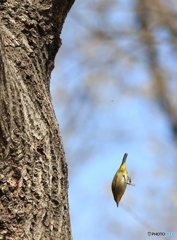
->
xmin=135 ymin=0 xmax=177 ymax=139
xmin=58 ymin=0 xmax=177 ymax=143
xmin=0 ymin=1 xmax=74 ymax=239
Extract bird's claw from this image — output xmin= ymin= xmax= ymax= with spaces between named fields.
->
xmin=126 ymin=176 xmax=135 ymax=186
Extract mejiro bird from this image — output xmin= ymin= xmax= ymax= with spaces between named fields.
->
xmin=111 ymin=153 xmax=135 ymax=207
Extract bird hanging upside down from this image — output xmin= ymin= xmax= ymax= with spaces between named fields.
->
xmin=111 ymin=153 xmax=135 ymax=207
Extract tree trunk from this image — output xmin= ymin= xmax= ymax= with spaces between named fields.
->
xmin=0 ymin=1 xmax=74 ymax=239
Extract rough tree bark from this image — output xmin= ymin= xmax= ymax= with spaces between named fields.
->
xmin=0 ymin=1 xmax=75 ymax=239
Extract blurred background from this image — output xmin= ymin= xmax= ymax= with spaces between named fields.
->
xmin=51 ymin=0 xmax=177 ymax=239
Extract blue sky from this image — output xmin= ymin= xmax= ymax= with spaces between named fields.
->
xmin=51 ymin=0 xmax=177 ymax=239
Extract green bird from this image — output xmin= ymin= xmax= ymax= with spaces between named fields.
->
xmin=112 ymin=153 xmax=135 ymax=207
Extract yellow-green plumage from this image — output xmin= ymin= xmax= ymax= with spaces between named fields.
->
xmin=112 ymin=153 xmax=129 ymax=207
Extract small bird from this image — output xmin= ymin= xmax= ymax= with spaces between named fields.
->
xmin=111 ymin=153 xmax=135 ymax=207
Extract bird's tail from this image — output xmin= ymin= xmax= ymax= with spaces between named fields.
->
xmin=121 ymin=153 xmax=128 ymax=166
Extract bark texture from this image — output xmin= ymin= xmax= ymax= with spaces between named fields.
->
xmin=0 ymin=0 xmax=74 ymax=239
